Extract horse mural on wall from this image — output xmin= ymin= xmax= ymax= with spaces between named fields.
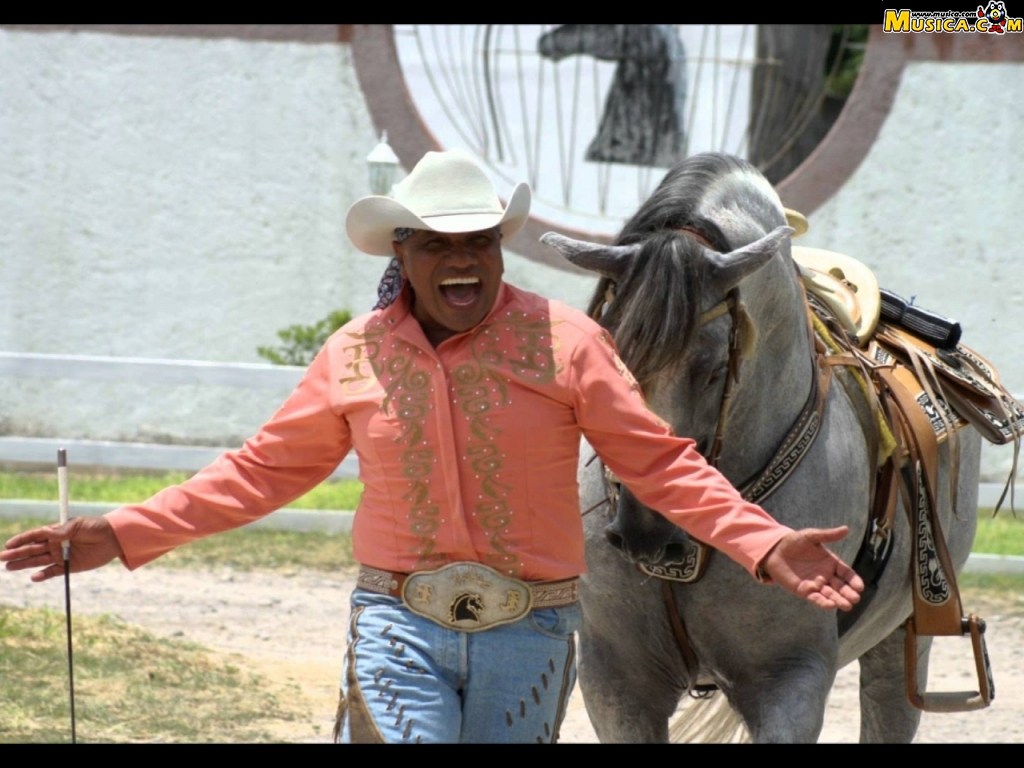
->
xmin=541 ymin=151 xmax=1023 ymax=743
xmin=537 ymin=24 xmax=687 ymax=168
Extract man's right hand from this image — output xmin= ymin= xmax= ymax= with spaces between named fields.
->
xmin=1 ymin=516 xmax=124 ymax=582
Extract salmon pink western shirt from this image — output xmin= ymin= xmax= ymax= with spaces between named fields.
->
xmin=106 ymin=283 xmax=794 ymax=581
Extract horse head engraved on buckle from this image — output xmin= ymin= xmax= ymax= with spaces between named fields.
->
xmin=401 ymin=563 xmax=534 ymax=632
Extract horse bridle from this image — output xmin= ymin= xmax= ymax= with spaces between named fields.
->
xmin=592 ymin=231 xmax=832 ymax=516
xmin=585 ymin=228 xmax=834 ymax=697
xmin=701 ymin=289 xmax=745 ymax=469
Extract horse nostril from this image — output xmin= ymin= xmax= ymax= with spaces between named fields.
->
xmin=604 ymin=528 xmax=625 ymax=551
xmin=663 ymin=543 xmax=687 ymax=564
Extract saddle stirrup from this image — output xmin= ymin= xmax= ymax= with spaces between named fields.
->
xmin=904 ymin=613 xmax=994 ymax=712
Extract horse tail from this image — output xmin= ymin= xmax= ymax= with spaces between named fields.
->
xmin=668 ymin=694 xmax=750 ymax=743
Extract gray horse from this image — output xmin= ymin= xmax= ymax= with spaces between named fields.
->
xmin=541 ymin=152 xmax=986 ymax=743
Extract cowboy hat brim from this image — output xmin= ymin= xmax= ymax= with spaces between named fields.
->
xmin=347 ymin=181 xmax=532 ymax=256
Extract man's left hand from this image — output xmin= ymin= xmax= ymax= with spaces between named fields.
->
xmin=760 ymin=526 xmax=865 ymax=612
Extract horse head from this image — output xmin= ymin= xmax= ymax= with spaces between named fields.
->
xmin=536 ymin=24 xmax=687 ymax=167
xmin=543 ymin=224 xmax=792 ymax=565
xmin=542 ymin=152 xmax=807 ymax=567
xmin=537 ymin=24 xmax=681 ymax=63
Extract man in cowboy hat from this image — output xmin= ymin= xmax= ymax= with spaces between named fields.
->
xmin=2 ymin=148 xmax=863 ymax=744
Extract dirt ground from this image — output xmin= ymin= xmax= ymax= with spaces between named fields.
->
xmin=3 ymin=563 xmax=1022 ymax=744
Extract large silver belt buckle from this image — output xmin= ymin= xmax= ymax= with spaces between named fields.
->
xmin=402 ymin=562 xmax=534 ymax=632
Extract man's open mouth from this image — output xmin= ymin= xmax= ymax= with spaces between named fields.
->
xmin=439 ymin=276 xmax=482 ymax=306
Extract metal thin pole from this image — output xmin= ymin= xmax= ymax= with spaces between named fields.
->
xmin=57 ymin=448 xmax=77 ymax=744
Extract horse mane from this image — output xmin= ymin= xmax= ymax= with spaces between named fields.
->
xmin=591 ymin=234 xmax=709 ymax=387
xmin=586 ymin=152 xmax=757 ymax=388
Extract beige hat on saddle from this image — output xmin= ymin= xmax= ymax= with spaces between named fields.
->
xmin=346 ymin=148 xmax=532 ymax=256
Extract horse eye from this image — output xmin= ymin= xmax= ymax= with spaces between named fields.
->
xmin=707 ymin=364 xmax=728 ymax=385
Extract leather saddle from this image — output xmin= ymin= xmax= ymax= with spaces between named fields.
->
xmin=796 ymin=245 xmax=1023 ymax=713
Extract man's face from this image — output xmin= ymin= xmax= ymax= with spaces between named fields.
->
xmin=394 ymin=227 xmax=504 ymax=346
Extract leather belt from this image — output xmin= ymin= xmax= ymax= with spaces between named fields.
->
xmin=357 ymin=563 xmax=579 ymax=632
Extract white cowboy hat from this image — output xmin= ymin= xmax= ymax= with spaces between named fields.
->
xmin=346 ymin=149 xmax=532 ymax=256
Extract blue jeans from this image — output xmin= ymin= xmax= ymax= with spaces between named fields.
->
xmin=335 ymin=589 xmax=581 ymax=743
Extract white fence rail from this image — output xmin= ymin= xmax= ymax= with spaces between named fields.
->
xmin=0 ymin=350 xmax=303 ymax=389
xmin=0 ymin=351 xmax=356 ymax=479
xmin=0 ymin=436 xmax=360 ymax=480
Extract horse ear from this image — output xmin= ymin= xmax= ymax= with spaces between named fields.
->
xmin=708 ymin=225 xmax=794 ymax=292
xmin=540 ymin=231 xmax=641 ymax=280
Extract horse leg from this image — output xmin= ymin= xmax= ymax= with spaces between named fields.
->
xmin=726 ymin=655 xmax=835 ymax=743
xmin=856 ymin=625 xmax=926 ymax=742
xmin=575 ymin=544 xmax=690 ymax=742
xmin=577 ymin=622 xmax=685 ymax=742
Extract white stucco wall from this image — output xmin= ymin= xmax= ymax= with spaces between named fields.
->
xmin=0 ymin=27 xmax=1019 ymax=486
xmin=0 ymin=28 xmax=595 ymax=447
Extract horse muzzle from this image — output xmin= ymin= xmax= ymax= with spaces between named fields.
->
xmin=604 ymin=494 xmax=694 ymax=567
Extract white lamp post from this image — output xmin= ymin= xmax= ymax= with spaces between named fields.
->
xmin=367 ymin=131 xmax=401 ymax=196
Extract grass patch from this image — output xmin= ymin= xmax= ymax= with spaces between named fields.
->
xmin=0 ymin=484 xmax=349 ymax=743
xmin=2 ymin=467 xmax=1021 ymax=557
xmin=157 ymin=525 xmax=355 ymax=573
xmin=2 ymin=478 xmax=1020 ymax=743
xmin=0 ymin=517 xmax=354 ymax=575
xmin=0 ymin=470 xmax=364 ymax=511
xmin=960 ymin=571 xmax=1024 ymax=603
xmin=0 ymin=605 xmax=310 ymax=743
xmin=971 ymin=510 xmax=1024 ymax=556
